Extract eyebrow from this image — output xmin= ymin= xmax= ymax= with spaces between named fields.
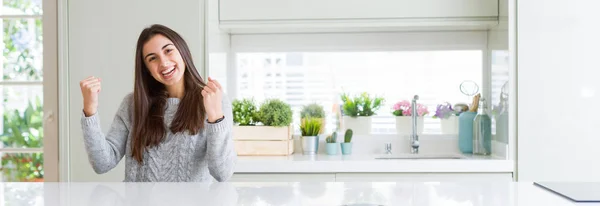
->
xmin=144 ymin=43 xmax=174 ymax=60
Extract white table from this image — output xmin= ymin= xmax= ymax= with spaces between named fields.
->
xmin=235 ymin=153 xmax=513 ymax=173
xmin=2 ymin=182 xmax=596 ymax=206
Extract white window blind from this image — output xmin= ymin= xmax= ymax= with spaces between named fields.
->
xmin=230 ymin=32 xmax=487 ymax=134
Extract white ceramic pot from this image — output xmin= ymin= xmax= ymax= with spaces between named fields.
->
xmin=395 ymin=116 xmax=424 ymax=135
xmin=440 ymin=116 xmax=459 ymax=134
xmin=342 ymin=116 xmax=372 ymax=135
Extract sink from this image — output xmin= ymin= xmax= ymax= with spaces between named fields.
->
xmin=374 ymin=154 xmax=465 ymax=160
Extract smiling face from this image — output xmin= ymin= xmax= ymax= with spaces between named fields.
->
xmin=142 ymin=34 xmax=186 ymax=87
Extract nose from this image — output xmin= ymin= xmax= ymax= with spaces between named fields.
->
xmin=160 ymin=59 xmax=172 ymax=68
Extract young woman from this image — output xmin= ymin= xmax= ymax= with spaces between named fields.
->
xmin=79 ymin=24 xmax=236 ymax=182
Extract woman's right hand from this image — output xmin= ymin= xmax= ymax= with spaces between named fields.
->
xmin=80 ymin=76 xmax=102 ymax=117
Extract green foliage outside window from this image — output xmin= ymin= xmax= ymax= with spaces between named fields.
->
xmin=1 ymin=98 xmax=44 ymax=181
xmin=0 ymin=0 xmax=44 ymax=182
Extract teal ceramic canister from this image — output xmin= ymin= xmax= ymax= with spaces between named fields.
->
xmin=458 ymin=111 xmax=477 ymax=153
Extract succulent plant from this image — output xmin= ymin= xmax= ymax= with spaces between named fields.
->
xmin=344 ymin=129 xmax=353 ymax=143
xmin=326 ymin=131 xmax=338 ymax=143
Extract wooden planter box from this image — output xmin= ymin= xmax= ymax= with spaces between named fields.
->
xmin=233 ymin=125 xmax=294 ymax=156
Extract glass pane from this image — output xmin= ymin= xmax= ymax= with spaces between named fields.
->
xmin=490 ymin=50 xmax=509 ymax=143
xmin=0 ymin=85 xmax=43 ymax=148
xmin=1 ymin=0 xmax=42 ymax=15
xmin=0 ymin=152 xmax=43 ymax=182
xmin=208 ymin=53 xmax=228 ymax=92
xmin=235 ymin=51 xmax=483 ymax=134
xmin=2 ymin=18 xmax=43 ymax=81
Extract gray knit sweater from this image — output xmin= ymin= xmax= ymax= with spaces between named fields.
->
xmin=80 ymin=93 xmax=237 ymax=182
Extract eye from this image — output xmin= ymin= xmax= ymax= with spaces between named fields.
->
xmin=166 ymin=49 xmax=173 ymax=54
xmin=148 ymin=56 xmax=156 ymax=62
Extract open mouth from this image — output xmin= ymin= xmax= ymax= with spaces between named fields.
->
xmin=161 ymin=67 xmax=176 ymax=78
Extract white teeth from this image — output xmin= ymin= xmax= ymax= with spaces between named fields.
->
xmin=162 ymin=67 xmax=175 ymax=75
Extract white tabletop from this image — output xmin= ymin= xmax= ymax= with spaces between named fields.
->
xmin=2 ymin=182 xmax=596 ymax=206
xmin=235 ymin=153 xmax=514 ymax=173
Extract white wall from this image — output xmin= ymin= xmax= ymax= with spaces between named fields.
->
xmin=66 ymin=0 xmax=205 ymax=181
xmin=518 ymin=0 xmax=600 ymax=181
xmin=205 ymin=0 xmax=231 ymax=94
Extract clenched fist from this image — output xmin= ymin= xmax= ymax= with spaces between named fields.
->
xmin=80 ymin=76 xmax=102 ymax=117
xmin=202 ymin=77 xmax=224 ymax=122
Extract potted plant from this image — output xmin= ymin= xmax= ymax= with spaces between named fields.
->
xmin=340 ymin=129 xmax=353 ymax=155
xmin=433 ymin=102 xmax=459 ymax=134
xmin=392 ymin=100 xmax=429 ymax=135
xmin=340 ymin=92 xmax=384 ymax=135
xmin=232 ymin=98 xmax=294 ymax=156
xmin=300 ymin=103 xmax=326 ymax=134
xmin=0 ymin=98 xmax=44 ymax=182
xmin=256 ymin=99 xmax=294 ymax=127
xmin=231 ymin=98 xmax=263 ymax=141
xmin=232 ymin=98 xmax=259 ymax=126
xmin=325 ymin=132 xmax=338 ymax=155
xmin=300 ymin=117 xmax=323 ymax=155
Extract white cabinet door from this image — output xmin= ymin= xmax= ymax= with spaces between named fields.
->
xmin=231 ymin=173 xmax=336 ymax=182
xmin=220 ymin=0 xmax=498 ymax=21
xmin=335 ymin=173 xmax=513 ymax=182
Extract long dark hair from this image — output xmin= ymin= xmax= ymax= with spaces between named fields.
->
xmin=132 ymin=24 xmax=206 ymax=163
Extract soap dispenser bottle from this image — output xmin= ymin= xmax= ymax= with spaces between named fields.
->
xmin=472 ymin=97 xmax=492 ymax=155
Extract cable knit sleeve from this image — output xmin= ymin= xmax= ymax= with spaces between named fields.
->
xmin=80 ymin=94 xmax=133 ymax=174
xmin=204 ymin=94 xmax=237 ymax=182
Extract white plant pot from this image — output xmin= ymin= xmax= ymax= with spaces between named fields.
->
xmin=342 ymin=116 xmax=372 ymax=135
xmin=395 ymin=116 xmax=424 ymax=135
xmin=440 ymin=116 xmax=459 ymax=135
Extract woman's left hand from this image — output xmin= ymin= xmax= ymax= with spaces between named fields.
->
xmin=202 ymin=77 xmax=224 ymax=122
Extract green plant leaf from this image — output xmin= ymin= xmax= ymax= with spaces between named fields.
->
xmin=232 ymin=98 xmax=258 ymax=125
xmin=300 ymin=118 xmax=323 ymax=136
xmin=1 ymin=98 xmax=44 ymax=181
xmin=300 ymin=103 xmax=326 ymax=119
xmin=257 ymin=99 xmax=293 ymax=127
xmin=341 ymin=92 xmax=385 ymax=117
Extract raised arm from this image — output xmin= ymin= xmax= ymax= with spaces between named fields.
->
xmin=80 ymin=76 xmax=132 ymax=174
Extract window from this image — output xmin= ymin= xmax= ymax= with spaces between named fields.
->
xmin=0 ymin=0 xmax=44 ymax=182
xmin=227 ymin=32 xmax=487 ymax=135
xmin=235 ymin=51 xmax=482 ymax=134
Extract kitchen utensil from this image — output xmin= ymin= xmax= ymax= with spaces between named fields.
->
xmin=469 ymin=93 xmax=481 ymax=112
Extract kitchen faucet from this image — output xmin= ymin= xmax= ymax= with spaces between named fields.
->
xmin=411 ymin=95 xmax=419 ymax=154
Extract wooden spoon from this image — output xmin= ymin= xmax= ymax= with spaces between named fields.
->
xmin=470 ymin=93 xmax=481 ymax=112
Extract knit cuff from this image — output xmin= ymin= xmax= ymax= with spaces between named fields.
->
xmin=81 ymin=111 xmax=100 ymax=127
xmin=206 ymin=117 xmax=228 ymax=134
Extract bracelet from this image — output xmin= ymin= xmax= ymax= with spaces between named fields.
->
xmin=208 ymin=116 xmax=225 ymax=124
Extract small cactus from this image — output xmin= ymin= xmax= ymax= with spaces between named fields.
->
xmin=344 ymin=129 xmax=353 ymax=143
xmin=326 ymin=132 xmax=337 ymax=143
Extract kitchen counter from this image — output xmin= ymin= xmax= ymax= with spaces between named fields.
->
xmin=235 ymin=153 xmax=514 ymax=173
xmin=9 ymin=182 xmax=595 ymax=206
